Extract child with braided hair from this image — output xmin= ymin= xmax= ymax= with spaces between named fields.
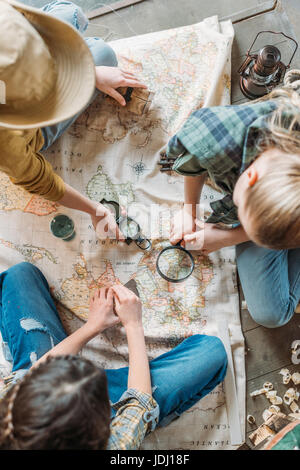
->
xmin=1 ymin=356 xmax=111 ymax=449
xmin=0 ymin=262 xmax=227 ymax=450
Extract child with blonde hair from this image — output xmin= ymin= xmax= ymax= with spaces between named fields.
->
xmin=168 ymin=69 xmax=300 ymax=328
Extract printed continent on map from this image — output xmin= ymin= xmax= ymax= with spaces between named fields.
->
xmin=68 ymin=95 xmax=165 ymax=148
xmin=0 ymin=239 xmax=57 ymax=264
xmin=134 ymin=240 xmax=214 ymax=330
xmin=0 ymin=172 xmax=57 ymax=216
xmin=86 ymin=165 xmax=135 ymax=206
xmin=118 ymin=30 xmax=220 ymax=133
xmin=54 ymin=242 xmax=214 ymax=334
xmin=68 ymin=31 xmax=220 ymax=147
xmin=56 ymin=254 xmax=121 ymax=319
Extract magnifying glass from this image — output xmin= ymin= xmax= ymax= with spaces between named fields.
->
xmin=156 ymin=243 xmax=195 ymax=283
xmin=118 ymin=217 xmax=152 ymax=250
xmin=100 ymin=199 xmax=151 ymax=251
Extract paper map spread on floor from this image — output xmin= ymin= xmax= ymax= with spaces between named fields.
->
xmin=0 ymin=17 xmax=245 ymax=449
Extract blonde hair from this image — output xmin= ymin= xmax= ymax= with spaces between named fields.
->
xmin=255 ymin=69 xmax=300 ymax=152
xmin=243 ymin=69 xmax=300 ymax=250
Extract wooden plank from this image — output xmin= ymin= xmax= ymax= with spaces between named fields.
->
xmin=244 ymin=314 xmax=300 ymax=381
xmin=237 ymin=279 xmax=259 ymax=332
xmin=87 ymin=0 xmax=277 ymax=41
xmin=241 ymin=308 xmax=260 ymax=332
xmin=237 ymin=442 xmax=252 ymax=450
xmin=282 ymin=0 xmax=300 ymax=40
xmin=223 ymin=0 xmax=276 ymax=24
xmin=87 ymin=0 xmax=146 ymax=19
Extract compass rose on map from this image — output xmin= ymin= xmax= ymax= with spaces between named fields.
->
xmin=128 ymin=155 xmax=151 ymax=181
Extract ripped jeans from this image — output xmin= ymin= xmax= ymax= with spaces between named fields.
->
xmin=0 ymin=263 xmax=227 ymax=426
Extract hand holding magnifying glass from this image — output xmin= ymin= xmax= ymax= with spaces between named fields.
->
xmin=100 ymin=199 xmax=152 ymax=251
xmin=182 ymin=223 xmax=226 ymax=255
xmin=157 ymin=221 xmax=206 ymax=283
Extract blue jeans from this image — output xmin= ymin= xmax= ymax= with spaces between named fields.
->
xmin=236 ymin=242 xmax=300 ymax=328
xmin=40 ymin=1 xmax=118 ymax=150
xmin=0 ymin=263 xmax=227 ymax=426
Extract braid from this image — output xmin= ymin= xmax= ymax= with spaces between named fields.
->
xmin=2 ymin=381 xmax=21 ymax=444
xmin=0 ymin=354 xmax=110 ymax=449
xmin=1 ymin=360 xmax=41 ymax=446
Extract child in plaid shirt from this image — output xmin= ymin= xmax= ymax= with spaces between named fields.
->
xmin=167 ymin=70 xmax=300 ymax=328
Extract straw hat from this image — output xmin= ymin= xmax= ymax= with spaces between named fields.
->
xmin=0 ymin=0 xmax=95 ymax=129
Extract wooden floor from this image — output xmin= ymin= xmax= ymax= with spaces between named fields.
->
xmin=241 ymin=293 xmax=300 ymax=446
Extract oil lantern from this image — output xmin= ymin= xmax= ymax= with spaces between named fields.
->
xmin=238 ymin=30 xmax=298 ymax=99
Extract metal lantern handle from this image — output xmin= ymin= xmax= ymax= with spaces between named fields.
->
xmin=246 ymin=30 xmax=298 ymax=68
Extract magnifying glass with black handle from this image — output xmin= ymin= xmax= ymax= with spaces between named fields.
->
xmin=100 ymin=199 xmax=152 ymax=251
xmin=156 ymin=242 xmax=195 ymax=283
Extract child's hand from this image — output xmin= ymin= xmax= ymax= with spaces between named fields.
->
xmin=91 ymin=203 xmax=125 ymax=241
xmin=183 ymin=222 xmax=227 ymax=254
xmin=111 ymin=285 xmax=142 ymax=329
xmin=95 ymin=66 xmax=147 ymax=106
xmin=87 ymin=288 xmax=120 ymax=334
xmin=170 ymin=206 xmax=197 ymax=245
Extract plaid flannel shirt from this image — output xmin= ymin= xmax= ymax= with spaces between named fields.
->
xmin=108 ymin=388 xmax=159 ymax=450
xmin=168 ymin=100 xmax=278 ymax=224
xmin=0 ymin=372 xmax=159 ymax=450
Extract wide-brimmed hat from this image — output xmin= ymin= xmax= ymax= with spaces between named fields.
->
xmin=0 ymin=0 xmax=95 ymax=129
